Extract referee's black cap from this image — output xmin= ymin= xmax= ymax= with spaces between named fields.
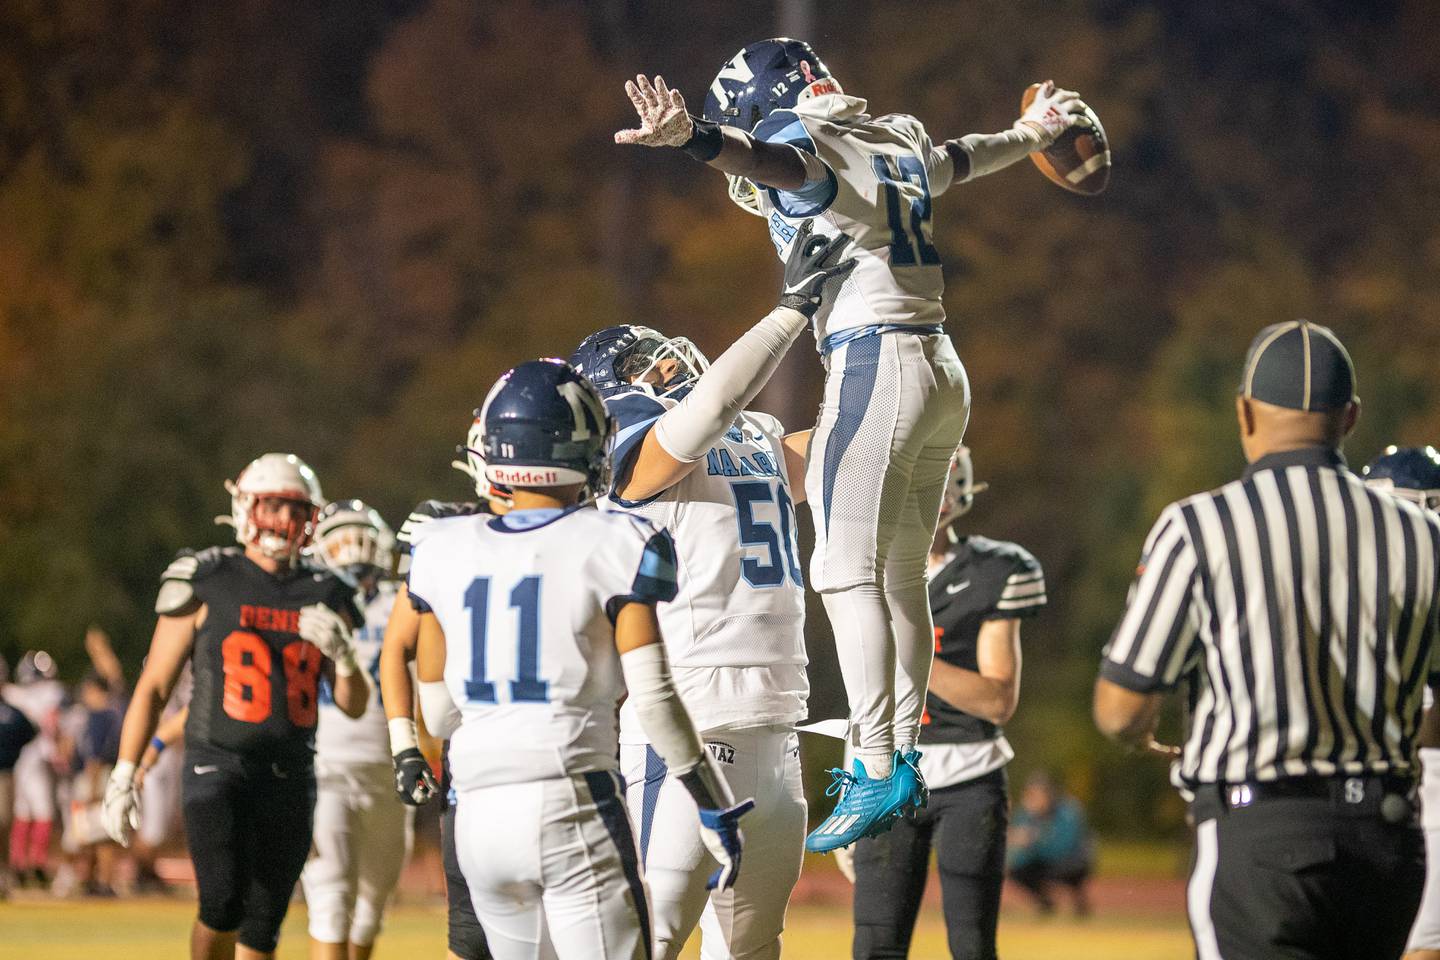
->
xmin=1240 ymin=320 xmax=1357 ymax=412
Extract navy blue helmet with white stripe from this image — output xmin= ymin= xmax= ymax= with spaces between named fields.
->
xmin=1363 ymin=445 xmax=1440 ymax=511
xmin=569 ymin=324 xmax=708 ymax=401
xmin=701 ymin=38 xmax=840 ymax=133
xmin=474 ymin=359 xmax=612 ymax=496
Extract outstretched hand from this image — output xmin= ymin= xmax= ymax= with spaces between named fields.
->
xmin=615 ymin=74 xmax=692 ymax=148
xmin=1017 ymin=80 xmax=1091 ymax=148
xmin=779 ymin=220 xmax=857 ymax=318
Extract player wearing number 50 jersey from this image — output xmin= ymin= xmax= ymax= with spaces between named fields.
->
xmin=568 ymin=225 xmax=854 ymax=960
xmin=103 ymin=454 xmax=368 ymax=960
xmin=409 ymin=359 xmax=752 ymax=960
xmin=301 ymin=500 xmax=414 ymax=960
xmin=616 ymin=40 xmax=1092 ymax=850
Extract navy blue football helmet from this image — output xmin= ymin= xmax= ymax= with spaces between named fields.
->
xmin=1363 ymin=445 xmax=1440 ymax=511
xmin=702 ymin=39 xmax=842 ymax=215
xmin=473 ymin=359 xmax=612 ymax=496
xmin=570 ymin=325 xmax=709 ymax=400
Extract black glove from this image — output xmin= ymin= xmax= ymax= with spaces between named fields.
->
xmin=393 ymin=747 xmax=439 ymax=806
xmin=778 ymin=219 xmax=857 ymax=318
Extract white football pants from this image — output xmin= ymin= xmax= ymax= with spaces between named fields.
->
xmin=1407 ymin=748 xmax=1440 ymax=952
xmin=806 ymin=331 xmax=970 ymax=770
xmin=455 ymin=770 xmax=650 ymax=960
xmin=622 ymin=729 xmax=806 ymax=960
xmin=301 ymin=761 xmax=414 ymax=946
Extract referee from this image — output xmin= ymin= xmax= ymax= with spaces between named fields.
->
xmin=1093 ymin=320 xmax=1439 ymax=960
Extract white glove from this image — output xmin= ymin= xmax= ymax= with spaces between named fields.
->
xmin=299 ymin=603 xmax=359 ymax=676
xmin=614 ymin=74 xmax=692 ymax=147
xmin=102 ymin=760 xmax=141 ymax=848
xmin=834 ymin=844 xmax=856 ymax=884
xmin=1016 ymin=80 xmax=1089 ymax=149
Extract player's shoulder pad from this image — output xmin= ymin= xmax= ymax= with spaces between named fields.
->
xmin=753 ymin=109 xmax=817 ymax=152
xmin=155 ymin=546 xmax=233 ymax=615
xmin=398 ymin=500 xmax=480 ymax=550
xmin=968 ymin=535 xmax=1042 ymax=576
xmin=605 ymin=389 xmax=670 ymax=427
xmin=873 ymin=112 xmax=928 ymax=144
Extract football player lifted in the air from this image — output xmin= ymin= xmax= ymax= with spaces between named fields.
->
xmin=406 ymin=360 xmax=751 ymax=960
xmin=615 ymin=39 xmax=1091 ymax=851
xmin=300 ymin=501 xmax=412 ymax=960
xmin=103 ymin=454 xmax=369 ymax=960
xmin=378 ymin=436 xmax=513 ymax=960
xmin=570 ymin=224 xmax=854 ymax=958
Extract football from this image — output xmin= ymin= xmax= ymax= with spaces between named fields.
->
xmin=1021 ymin=82 xmax=1110 ymax=196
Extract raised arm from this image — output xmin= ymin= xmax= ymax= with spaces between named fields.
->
xmin=942 ymin=80 xmax=1090 ymax=184
xmin=617 ymin=221 xmax=856 ymax=501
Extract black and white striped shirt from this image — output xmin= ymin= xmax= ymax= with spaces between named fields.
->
xmin=1101 ymin=447 xmax=1440 ymax=788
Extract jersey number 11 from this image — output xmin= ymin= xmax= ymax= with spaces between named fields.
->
xmin=463 ymin=576 xmax=549 ymax=704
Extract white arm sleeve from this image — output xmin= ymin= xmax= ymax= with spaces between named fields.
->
xmin=652 ymin=306 xmax=809 ymax=463
xmin=620 ymin=643 xmax=735 ymax=808
xmin=953 ymin=125 xmax=1043 ymax=183
xmin=418 ymin=681 xmax=462 ymax=741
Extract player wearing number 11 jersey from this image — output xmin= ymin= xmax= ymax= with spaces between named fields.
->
xmin=103 ymin=453 xmax=368 ymax=960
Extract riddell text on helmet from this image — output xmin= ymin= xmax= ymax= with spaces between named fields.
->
xmin=489 ymin=467 xmax=563 ymax=485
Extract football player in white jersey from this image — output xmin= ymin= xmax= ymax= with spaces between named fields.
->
xmin=408 ymin=359 xmax=752 ymax=960
xmin=615 ymin=39 xmax=1091 ymax=850
xmin=301 ymin=500 xmax=413 ymax=960
xmin=569 ymin=224 xmax=853 ymax=959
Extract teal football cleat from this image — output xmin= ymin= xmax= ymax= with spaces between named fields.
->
xmin=898 ymin=748 xmax=928 ymax=815
xmin=805 ymin=751 xmax=925 ymax=853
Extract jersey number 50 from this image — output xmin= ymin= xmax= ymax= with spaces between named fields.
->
xmin=463 ymin=576 xmax=550 ymax=704
xmin=220 ymin=631 xmax=322 ymax=726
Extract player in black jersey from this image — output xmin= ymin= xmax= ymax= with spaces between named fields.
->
xmin=844 ymin=447 xmax=1047 ymax=960
xmin=103 ymin=454 xmax=369 ymax=960
xmin=376 ymin=426 xmax=509 ymax=960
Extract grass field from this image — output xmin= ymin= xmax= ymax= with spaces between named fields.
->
xmin=0 ymin=897 xmax=1192 ymax=959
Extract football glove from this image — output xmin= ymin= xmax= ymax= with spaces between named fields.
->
xmin=615 ymin=74 xmax=692 ymax=147
xmin=779 ymin=219 xmax=857 ymax=318
xmin=1016 ymin=80 xmax=1090 ymax=149
xmin=393 ymin=747 xmax=440 ymax=806
xmin=298 ymin=603 xmax=359 ymax=676
xmin=698 ymin=797 xmax=755 ymax=891
xmin=102 ymin=760 xmax=142 ymax=848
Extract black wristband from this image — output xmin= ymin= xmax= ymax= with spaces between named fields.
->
xmin=681 ymin=116 xmax=724 ymax=162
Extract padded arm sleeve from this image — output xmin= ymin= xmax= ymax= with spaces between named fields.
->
xmin=652 ymin=306 xmax=809 ymax=463
xmin=950 ymin=125 xmax=1042 ymax=183
xmin=619 ymin=643 xmax=735 ymax=809
xmin=418 ymin=681 xmax=462 ymax=741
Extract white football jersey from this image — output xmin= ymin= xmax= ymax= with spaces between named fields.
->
xmin=602 ymin=389 xmax=809 ymax=738
xmin=407 ymin=505 xmax=677 ymax=791
xmin=314 ymin=579 xmax=396 ymax=766
xmin=754 ymin=94 xmax=955 ymax=351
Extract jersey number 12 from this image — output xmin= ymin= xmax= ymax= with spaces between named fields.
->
xmin=463 ymin=576 xmax=549 ymax=704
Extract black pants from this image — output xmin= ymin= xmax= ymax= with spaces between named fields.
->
xmin=853 ymin=768 xmax=1008 ymax=960
xmin=1007 ymin=856 xmax=1091 ymax=913
xmin=181 ymin=746 xmax=316 ymax=953
xmin=1188 ymin=787 xmax=1425 ymax=960
xmin=442 ymin=800 xmax=492 ymax=960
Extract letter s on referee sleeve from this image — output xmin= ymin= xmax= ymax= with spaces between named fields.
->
xmin=1100 ymin=504 xmax=1201 ymax=693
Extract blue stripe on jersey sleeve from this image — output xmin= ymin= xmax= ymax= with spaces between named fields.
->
xmin=753 ymin=110 xmax=839 ymax=217
xmin=631 ymin=529 xmax=679 ymax=604
xmin=606 ymin=392 xmax=668 ymax=496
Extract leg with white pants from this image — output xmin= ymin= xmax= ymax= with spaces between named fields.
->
xmin=455 ymin=771 xmax=650 ymax=960
xmin=622 ymin=729 xmax=806 ymax=960
xmin=301 ymin=762 xmax=415 ymax=948
xmin=806 ymin=332 xmax=970 ymax=776
xmin=1407 ymin=748 xmax=1440 ymax=955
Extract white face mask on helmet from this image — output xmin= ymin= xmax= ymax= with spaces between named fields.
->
xmin=219 ymin=453 xmax=325 ymax=561
xmin=451 ymin=414 xmax=516 ymax=510
xmin=938 ymin=445 xmax=989 ymax=531
xmin=310 ymin=499 xmax=396 ymax=583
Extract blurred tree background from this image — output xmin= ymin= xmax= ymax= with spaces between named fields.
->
xmin=0 ymin=0 xmax=1436 ymax=836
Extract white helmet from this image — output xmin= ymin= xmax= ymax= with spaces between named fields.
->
xmin=937 ymin=445 xmax=989 ymax=530
xmin=219 ymin=453 xmax=325 ymax=561
xmin=450 ymin=413 xmax=515 ymax=510
xmin=311 ymin=499 xmax=396 ymax=583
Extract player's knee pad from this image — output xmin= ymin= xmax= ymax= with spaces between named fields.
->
xmin=196 ymin=880 xmax=246 ymax=936
xmin=304 ymin=885 xmax=353 ymax=945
